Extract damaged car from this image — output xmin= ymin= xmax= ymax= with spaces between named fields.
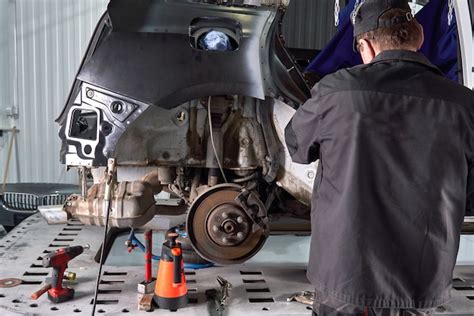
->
xmin=56 ymin=0 xmax=474 ymax=264
xmin=57 ymin=0 xmax=316 ymax=265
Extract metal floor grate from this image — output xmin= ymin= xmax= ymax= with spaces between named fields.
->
xmin=0 ymin=214 xmax=473 ymax=315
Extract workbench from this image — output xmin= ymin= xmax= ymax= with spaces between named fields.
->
xmin=0 ymin=214 xmax=473 ymax=315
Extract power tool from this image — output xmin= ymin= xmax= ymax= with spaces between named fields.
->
xmin=31 ymin=272 xmax=77 ymax=300
xmin=42 ymin=246 xmax=84 ymax=303
xmin=154 ymin=232 xmax=188 ymax=311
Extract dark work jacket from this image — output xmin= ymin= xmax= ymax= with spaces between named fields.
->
xmin=285 ymin=50 xmax=474 ymax=309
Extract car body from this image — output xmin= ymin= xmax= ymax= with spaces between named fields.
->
xmin=56 ymin=0 xmax=474 ymax=264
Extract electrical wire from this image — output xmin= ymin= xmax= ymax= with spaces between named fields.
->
xmin=91 ymin=197 xmax=112 ymax=316
xmin=207 ymin=96 xmax=228 ymax=183
xmin=91 ymin=165 xmax=115 ymax=316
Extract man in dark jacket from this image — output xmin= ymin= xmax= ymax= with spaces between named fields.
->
xmin=285 ymin=0 xmax=474 ymax=315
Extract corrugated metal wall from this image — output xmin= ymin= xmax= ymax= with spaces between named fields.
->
xmin=0 ymin=0 xmax=338 ymax=185
xmin=283 ymin=0 xmax=339 ymax=50
xmin=0 ymin=0 xmax=107 ymax=184
xmin=0 ymin=1 xmax=14 ymax=130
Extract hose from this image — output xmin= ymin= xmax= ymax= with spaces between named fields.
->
xmin=126 ymin=229 xmax=214 ymax=270
xmin=231 ymin=172 xmax=258 ymax=183
xmin=207 ymin=96 xmax=228 ymax=183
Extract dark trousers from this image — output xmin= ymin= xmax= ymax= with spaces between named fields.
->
xmin=312 ymin=291 xmax=436 ymax=316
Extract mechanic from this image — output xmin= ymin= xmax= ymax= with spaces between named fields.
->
xmin=285 ymin=0 xmax=474 ymax=315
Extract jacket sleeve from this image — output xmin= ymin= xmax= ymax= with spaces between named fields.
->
xmin=467 ymin=110 xmax=474 ymax=216
xmin=284 ymin=85 xmax=322 ymax=164
xmin=467 ymin=165 xmax=473 ymax=216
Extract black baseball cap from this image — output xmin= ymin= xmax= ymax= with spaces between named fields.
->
xmin=352 ymin=0 xmax=414 ymax=51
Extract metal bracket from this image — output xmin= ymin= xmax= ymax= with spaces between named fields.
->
xmin=104 ymin=158 xmax=117 ymax=201
xmin=205 ymin=276 xmax=232 ymax=316
xmin=5 ymin=106 xmax=19 ymax=120
xmin=217 ymin=276 xmax=232 ymax=307
xmin=256 ymin=99 xmax=280 ymax=183
xmin=234 ymin=189 xmax=269 ymax=233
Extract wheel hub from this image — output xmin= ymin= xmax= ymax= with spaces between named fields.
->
xmin=206 ymin=204 xmax=250 ymax=247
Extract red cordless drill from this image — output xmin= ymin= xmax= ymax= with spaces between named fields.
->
xmin=42 ymin=246 xmax=84 ymax=303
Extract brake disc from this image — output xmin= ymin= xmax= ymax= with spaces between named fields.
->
xmin=186 ymin=184 xmax=268 ymax=265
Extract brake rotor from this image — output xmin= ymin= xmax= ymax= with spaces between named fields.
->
xmin=0 ymin=278 xmax=22 ymax=288
xmin=186 ymin=184 xmax=268 ymax=265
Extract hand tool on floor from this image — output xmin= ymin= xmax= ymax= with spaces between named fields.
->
xmin=287 ymin=291 xmax=315 ymax=306
xmin=217 ymin=276 xmax=232 ymax=307
xmin=154 ymin=232 xmax=188 ymax=311
xmin=138 ymin=294 xmax=154 ymax=312
xmin=205 ymin=276 xmax=232 ymax=316
xmin=206 ymin=289 xmax=222 ymax=316
xmin=42 ymin=246 xmax=84 ymax=303
xmin=31 ymin=272 xmax=77 ymax=300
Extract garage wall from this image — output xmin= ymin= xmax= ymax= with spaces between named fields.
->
xmin=0 ymin=1 xmax=14 ymax=130
xmin=0 ymin=0 xmax=107 ymax=184
xmin=0 ymin=0 xmax=336 ymax=185
xmin=282 ymin=0 xmax=339 ymax=50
